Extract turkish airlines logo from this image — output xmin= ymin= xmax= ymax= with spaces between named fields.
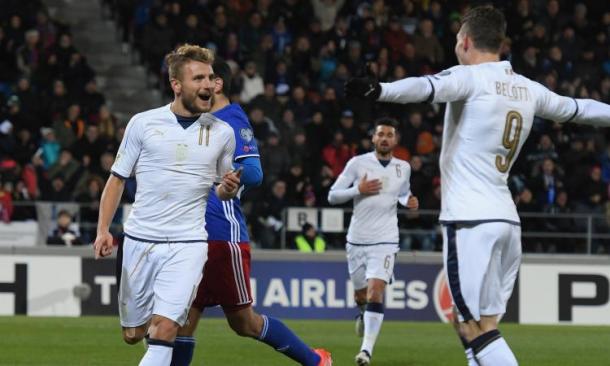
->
xmin=433 ymin=269 xmax=454 ymax=323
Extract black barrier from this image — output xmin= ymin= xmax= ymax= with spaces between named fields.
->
xmin=81 ymin=258 xmax=119 ymax=315
xmin=0 ymin=263 xmax=27 ymax=314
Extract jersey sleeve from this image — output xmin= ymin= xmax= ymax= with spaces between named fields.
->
xmin=379 ymin=65 xmax=476 ymax=104
xmin=530 ymin=81 xmax=579 ymax=123
xmin=425 ymin=65 xmax=477 ymax=103
xmin=111 ymin=115 xmax=143 ymax=179
xmin=327 ymin=158 xmax=360 ymax=204
xmin=397 ymin=163 xmax=412 ymax=206
xmin=232 ymin=114 xmax=259 ymax=160
xmin=531 ymin=81 xmax=610 ymax=126
xmin=216 ymin=128 xmax=236 ymax=183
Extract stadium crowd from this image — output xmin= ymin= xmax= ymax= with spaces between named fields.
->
xmin=0 ymin=0 xmax=609 ymax=252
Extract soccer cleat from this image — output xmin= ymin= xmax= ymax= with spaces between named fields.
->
xmin=314 ymin=348 xmax=333 ymax=366
xmin=355 ymin=313 xmax=364 ymax=337
xmin=355 ymin=350 xmax=371 ymax=366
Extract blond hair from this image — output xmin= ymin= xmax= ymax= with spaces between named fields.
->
xmin=165 ymin=44 xmax=215 ymax=80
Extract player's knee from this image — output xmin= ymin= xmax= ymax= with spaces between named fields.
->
xmin=458 ymin=321 xmax=481 ymax=342
xmin=229 ymin=320 xmax=259 ymax=338
xmin=366 ymin=289 xmax=384 ymax=303
xmin=122 ymin=328 xmax=145 ymax=345
xmin=354 ymin=292 xmax=367 ymax=305
xmin=176 ymin=324 xmax=195 ymax=337
xmin=149 ymin=317 xmax=179 ymax=341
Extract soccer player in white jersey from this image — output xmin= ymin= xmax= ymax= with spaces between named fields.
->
xmin=93 ymin=44 xmax=240 ymax=366
xmin=328 ymin=118 xmax=419 ymax=366
xmin=346 ymin=6 xmax=610 ymax=366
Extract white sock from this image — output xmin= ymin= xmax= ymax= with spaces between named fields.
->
xmin=139 ymin=343 xmax=173 ymax=366
xmin=360 ymin=304 xmax=384 ymax=356
xmin=465 ymin=348 xmax=479 ymax=366
xmin=476 ymin=337 xmax=518 ymax=366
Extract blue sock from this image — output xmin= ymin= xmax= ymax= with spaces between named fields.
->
xmin=258 ymin=315 xmax=321 ymax=366
xmin=170 ymin=336 xmax=195 ymax=366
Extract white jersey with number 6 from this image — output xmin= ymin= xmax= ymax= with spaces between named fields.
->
xmin=328 ymin=152 xmax=411 ymax=245
xmin=380 ymin=60 xmax=610 ymax=224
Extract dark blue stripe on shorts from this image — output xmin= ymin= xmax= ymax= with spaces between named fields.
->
xmin=446 ymin=224 xmax=473 ymax=321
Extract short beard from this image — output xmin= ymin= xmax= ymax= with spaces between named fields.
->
xmin=375 ymin=145 xmax=393 ymax=157
xmin=183 ymin=93 xmax=212 ymax=115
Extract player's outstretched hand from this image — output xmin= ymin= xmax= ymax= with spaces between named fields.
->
xmin=358 ymin=173 xmax=382 ymax=195
xmin=94 ymin=231 xmax=114 ymax=259
xmin=345 ymin=77 xmax=381 ymax=101
xmin=407 ymin=195 xmax=419 ymax=210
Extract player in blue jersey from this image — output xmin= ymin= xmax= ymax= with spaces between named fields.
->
xmin=170 ymin=58 xmax=332 ymax=366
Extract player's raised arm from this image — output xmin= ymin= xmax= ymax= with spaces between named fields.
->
xmin=532 ymin=81 xmax=610 ymax=127
xmin=345 ymin=65 xmax=476 ymax=105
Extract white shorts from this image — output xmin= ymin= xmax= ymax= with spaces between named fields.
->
xmin=118 ymin=237 xmax=207 ymax=327
xmin=442 ymin=222 xmax=521 ymax=322
xmin=346 ymin=243 xmax=398 ymax=290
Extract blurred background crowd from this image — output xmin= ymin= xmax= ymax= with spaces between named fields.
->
xmin=0 ymin=0 xmax=609 ymax=252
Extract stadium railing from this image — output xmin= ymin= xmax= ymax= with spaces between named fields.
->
xmin=2 ymin=202 xmax=609 ymax=254
xmin=280 ymin=207 xmax=610 ymax=254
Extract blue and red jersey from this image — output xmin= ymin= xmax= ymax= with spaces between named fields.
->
xmin=206 ymin=103 xmax=260 ymax=243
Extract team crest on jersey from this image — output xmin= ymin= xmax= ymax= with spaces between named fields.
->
xmin=395 ymin=165 xmax=401 ymax=177
xmin=240 ymin=128 xmax=254 ymax=142
xmin=176 ymin=143 xmax=188 ymax=162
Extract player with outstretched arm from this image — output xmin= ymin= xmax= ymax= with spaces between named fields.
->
xmin=345 ymin=6 xmax=610 ymax=366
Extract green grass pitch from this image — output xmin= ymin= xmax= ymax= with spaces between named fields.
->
xmin=1 ymin=316 xmax=609 ymax=365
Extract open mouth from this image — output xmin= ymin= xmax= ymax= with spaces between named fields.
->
xmin=198 ymin=93 xmax=211 ymax=102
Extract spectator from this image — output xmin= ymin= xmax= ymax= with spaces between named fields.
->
xmin=47 ymin=149 xmax=80 ymax=189
xmin=271 ymin=16 xmax=292 ymax=55
xmin=311 ymin=0 xmax=345 ymax=32
xmin=413 ymin=19 xmax=444 ymax=68
xmin=13 ymin=128 xmax=37 ymax=166
xmin=284 ymin=162 xmax=308 ymax=205
xmin=530 ymin=158 xmax=564 ymax=207
xmin=79 ymin=79 xmax=105 ymax=118
xmin=322 ymin=131 xmax=355 ymax=178
xmin=250 ymin=83 xmax=281 ymax=123
xmin=260 ymin=132 xmax=290 ymax=183
xmin=53 ymin=104 xmax=85 ymax=148
xmin=338 ymin=109 xmax=361 ymax=147
xmin=47 ymin=209 xmax=83 ymax=245
xmin=249 ymin=106 xmax=275 ymax=143
xmin=36 ymin=127 xmax=61 ymax=169
xmin=240 ymin=61 xmax=264 ymax=103
xmin=255 ymin=179 xmax=288 ymax=248
xmin=94 ymin=105 xmax=117 ymax=142
xmin=0 ymin=120 xmax=15 ymax=160
xmin=0 ymin=181 xmax=14 ymax=223
xmin=384 ymin=16 xmax=410 ymax=62
xmin=294 ymin=222 xmax=326 ymax=252
xmin=578 ymin=166 xmax=608 ymax=211
xmin=239 ymin=12 xmax=264 ymax=58
xmin=71 ymin=125 xmax=106 ymax=170
xmin=44 ymin=79 xmax=70 ymax=122
xmin=15 ymin=29 xmax=41 ymax=78
xmin=287 ymin=85 xmax=312 ymax=124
